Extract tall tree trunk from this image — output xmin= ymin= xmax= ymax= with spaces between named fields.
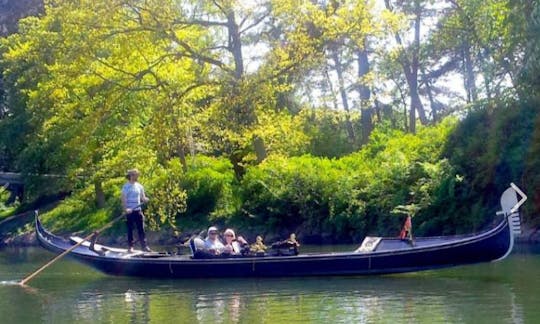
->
xmin=324 ymin=67 xmax=340 ymax=110
xmin=357 ymin=45 xmax=373 ymax=145
xmin=94 ymin=179 xmax=105 ymax=209
xmin=409 ymin=0 xmax=427 ymax=128
xmin=331 ymin=50 xmax=356 ymax=144
xmin=462 ymin=40 xmax=478 ymax=102
xmin=225 ymin=7 xmax=267 ymax=173
xmin=409 ymin=91 xmax=421 ymax=134
xmin=479 ymin=48 xmax=493 ymax=100
xmin=420 ymin=67 xmax=437 ymax=123
xmin=253 ymin=135 xmax=267 ymax=163
xmin=385 ymin=0 xmax=427 ymax=133
xmin=177 ymin=144 xmax=188 ymax=172
xmin=226 ymin=11 xmax=244 ymax=79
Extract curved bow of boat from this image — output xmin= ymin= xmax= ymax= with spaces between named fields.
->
xmin=35 ymin=214 xmax=72 ymax=254
xmin=493 ymin=183 xmax=527 ymax=261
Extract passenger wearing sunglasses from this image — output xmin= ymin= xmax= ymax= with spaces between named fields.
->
xmin=204 ymin=226 xmax=224 ymax=255
xmin=223 ymin=228 xmax=248 ymax=255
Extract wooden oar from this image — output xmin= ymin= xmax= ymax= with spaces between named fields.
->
xmin=19 ymin=205 xmax=142 ymax=286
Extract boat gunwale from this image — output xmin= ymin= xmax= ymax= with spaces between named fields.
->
xmin=36 ymin=214 xmax=510 ymax=265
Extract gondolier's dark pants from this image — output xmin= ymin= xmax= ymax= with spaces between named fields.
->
xmin=126 ymin=210 xmax=147 ymax=249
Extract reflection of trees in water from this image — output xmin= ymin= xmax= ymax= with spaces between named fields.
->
xmin=195 ymin=292 xmax=242 ymax=323
xmin=124 ymin=290 xmax=150 ymax=324
xmin=69 ymin=289 xmax=151 ymax=323
xmin=8 ymin=260 xmax=537 ymax=323
xmin=510 ymin=290 xmax=524 ymax=324
xmin=73 ymin=293 xmax=105 ymax=322
xmin=52 ymin=277 xmax=529 ymax=323
xmin=183 ymin=275 xmax=529 ymax=323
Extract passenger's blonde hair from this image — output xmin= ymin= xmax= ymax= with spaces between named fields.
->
xmin=224 ymin=228 xmax=236 ymax=239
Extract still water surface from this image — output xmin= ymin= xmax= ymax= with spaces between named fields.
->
xmin=1 ymin=245 xmax=539 ymax=323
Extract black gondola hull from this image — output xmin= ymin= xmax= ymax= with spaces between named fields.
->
xmin=35 ymin=215 xmax=513 ymax=278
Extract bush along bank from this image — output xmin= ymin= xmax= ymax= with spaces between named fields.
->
xmin=10 ymin=99 xmax=540 ymax=246
xmin=32 ymin=118 xmax=462 ymax=245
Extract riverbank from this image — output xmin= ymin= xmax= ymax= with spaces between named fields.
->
xmin=0 ymin=201 xmax=62 ymax=248
xmin=2 ymin=210 xmax=540 ymax=249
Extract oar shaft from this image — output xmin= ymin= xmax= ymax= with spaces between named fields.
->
xmin=19 ymin=230 xmax=97 ymax=286
xmin=19 ymin=205 xmax=141 ymax=286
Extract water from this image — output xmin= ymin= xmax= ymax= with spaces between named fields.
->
xmin=1 ymin=246 xmax=539 ymax=324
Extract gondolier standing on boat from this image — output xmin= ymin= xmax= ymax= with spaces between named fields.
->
xmin=122 ymin=168 xmax=151 ymax=253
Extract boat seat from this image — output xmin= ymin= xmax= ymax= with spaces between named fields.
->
xmin=355 ymin=236 xmax=382 ymax=253
xmin=70 ymin=236 xmax=132 ymax=253
xmin=189 ymin=237 xmax=209 ymax=258
xmin=70 ymin=236 xmax=148 ymax=257
xmin=188 ymin=237 xmax=264 ymax=259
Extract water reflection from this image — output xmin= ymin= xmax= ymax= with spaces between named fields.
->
xmin=124 ymin=290 xmax=150 ymax=323
xmin=195 ymin=292 xmax=242 ymax=323
xmin=37 ymin=272 xmax=532 ymax=324
xmin=1 ymin=247 xmax=539 ymax=323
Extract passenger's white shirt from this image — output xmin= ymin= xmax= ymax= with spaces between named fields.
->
xmin=204 ymin=238 xmax=224 ymax=250
xmin=230 ymin=241 xmax=242 ymax=254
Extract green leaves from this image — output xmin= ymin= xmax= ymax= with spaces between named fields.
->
xmin=239 ymin=118 xmax=459 ymax=238
xmin=146 ymin=160 xmax=188 ymax=230
xmin=1 ymin=0 xmax=537 ymax=238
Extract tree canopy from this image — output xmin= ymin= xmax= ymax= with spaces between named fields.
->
xmin=1 ymin=0 xmax=539 ymax=239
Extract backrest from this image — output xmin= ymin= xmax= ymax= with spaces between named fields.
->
xmin=189 ymin=237 xmax=206 ymax=256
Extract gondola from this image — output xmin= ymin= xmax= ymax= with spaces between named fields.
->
xmin=35 ymin=184 xmax=527 ymax=278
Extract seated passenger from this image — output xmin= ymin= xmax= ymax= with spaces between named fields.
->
xmin=250 ymin=235 xmax=267 ymax=254
xmin=204 ymin=226 xmax=224 ymax=255
xmin=270 ymin=233 xmax=300 ymax=256
xmin=222 ymin=228 xmax=248 ymax=255
xmin=287 ymin=233 xmax=300 ymax=247
xmin=189 ymin=236 xmax=206 ymax=257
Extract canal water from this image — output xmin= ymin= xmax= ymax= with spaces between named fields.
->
xmin=1 ymin=245 xmax=539 ymax=323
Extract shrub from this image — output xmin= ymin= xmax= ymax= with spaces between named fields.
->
xmin=239 ymin=118 xmax=459 ymax=239
xmin=176 ymin=155 xmax=237 ymax=225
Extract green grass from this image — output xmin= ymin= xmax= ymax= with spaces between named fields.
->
xmin=0 ymin=207 xmax=17 ymax=221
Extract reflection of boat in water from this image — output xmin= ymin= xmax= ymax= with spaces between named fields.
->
xmin=35 ymin=184 xmax=526 ymax=278
xmin=35 ymin=269 xmax=529 ymax=324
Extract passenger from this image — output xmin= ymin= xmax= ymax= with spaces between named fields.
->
xmin=222 ymin=228 xmax=248 ymax=255
xmin=250 ymin=235 xmax=267 ymax=254
xmin=269 ymin=233 xmax=300 ymax=256
xmin=287 ymin=233 xmax=300 ymax=248
xmin=204 ymin=226 xmax=224 ymax=255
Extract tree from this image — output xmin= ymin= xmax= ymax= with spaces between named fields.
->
xmin=1 ymin=0 xmax=211 ymax=203
xmin=519 ymin=0 xmax=540 ymax=96
xmin=383 ymin=0 xmax=430 ymax=133
xmin=429 ymin=0 xmax=531 ymax=103
xmin=267 ymin=0 xmax=379 ymax=145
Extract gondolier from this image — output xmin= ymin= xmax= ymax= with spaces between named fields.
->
xmin=121 ymin=168 xmax=151 ymax=252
